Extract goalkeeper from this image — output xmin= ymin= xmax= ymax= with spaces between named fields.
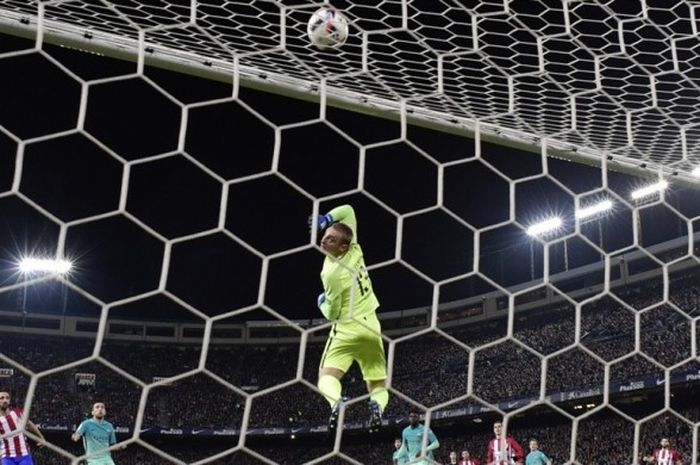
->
xmin=312 ymin=204 xmax=388 ymax=434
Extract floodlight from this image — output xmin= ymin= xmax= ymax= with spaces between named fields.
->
xmin=692 ymin=166 xmax=700 ymax=177
xmin=526 ymin=217 xmax=562 ymax=236
xmin=575 ymin=200 xmax=613 ymax=219
xmin=18 ymin=257 xmax=72 ymax=274
xmin=630 ymin=180 xmax=668 ymax=200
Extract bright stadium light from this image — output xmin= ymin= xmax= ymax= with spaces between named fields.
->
xmin=630 ymin=180 xmax=668 ymax=200
xmin=575 ymin=200 xmax=613 ymax=220
xmin=18 ymin=257 xmax=72 ymax=274
xmin=693 ymin=166 xmax=700 ymax=177
xmin=526 ymin=217 xmax=562 ymax=236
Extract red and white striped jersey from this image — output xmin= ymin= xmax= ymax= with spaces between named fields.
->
xmin=0 ymin=408 xmax=31 ymax=458
xmin=652 ymin=448 xmax=681 ymax=465
xmin=487 ymin=437 xmax=524 ymax=465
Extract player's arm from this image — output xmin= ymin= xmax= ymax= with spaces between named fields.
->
xmin=396 ymin=431 xmax=408 ymax=458
xmin=673 ymin=451 xmax=682 ymax=465
xmin=26 ymin=420 xmax=45 ymax=446
xmin=108 ymin=426 xmax=126 ymax=450
xmin=486 ymin=441 xmax=494 ymax=465
xmin=71 ymin=421 xmax=86 ymax=442
xmin=510 ymin=438 xmax=525 ymax=464
xmin=110 ymin=426 xmax=126 ymax=450
xmin=326 ymin=205 xmax=358 ymax=243
xmin=542 ymin=452 xmax=552 ymax=465
xmin=425 ymin=429 xmax=440 ymax=453
xmin=318 ymin=270 xmax=351 ymax=320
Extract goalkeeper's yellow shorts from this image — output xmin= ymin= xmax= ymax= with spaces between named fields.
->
xmin=319 ymin=313 xmax=387 ymax=381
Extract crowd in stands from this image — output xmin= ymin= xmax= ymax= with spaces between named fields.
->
xmin=1 ymin=272 xmax=699 ymax=464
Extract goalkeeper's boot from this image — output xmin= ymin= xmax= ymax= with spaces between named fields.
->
xmin=368 ymin=400 xmax=382 ymax=434
xmin=328 ymin=396 xmax=347 ymax=433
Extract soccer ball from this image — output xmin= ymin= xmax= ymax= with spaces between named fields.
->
xmin=307 ymin=7 xmax=349 ymax=49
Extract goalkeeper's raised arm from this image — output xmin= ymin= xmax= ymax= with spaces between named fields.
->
xmin=311 ymin=204 xmax=388 ymax=435
xmin=321 ymin=204 xmax=358 ymax=242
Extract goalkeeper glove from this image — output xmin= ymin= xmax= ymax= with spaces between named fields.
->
xmin=317 ymin=292 xmax=336 ymax=320
xmin=309 ymin=213 xmax=333 ymax=232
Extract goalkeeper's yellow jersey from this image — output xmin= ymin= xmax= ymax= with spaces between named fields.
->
xmin=319 ymin=205 xmax=379 ymax=321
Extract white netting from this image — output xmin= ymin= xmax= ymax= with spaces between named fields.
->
xmin=2 ymin=1 xmax=700 ymax=178
xmin=0 ymin=1 xmax=699 ymax=465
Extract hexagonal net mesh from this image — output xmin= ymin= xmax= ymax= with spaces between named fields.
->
xmin=3 ymin=1 xmax=700 ymax=179
xmin=0 ymin=1 xmax=699 ymax=465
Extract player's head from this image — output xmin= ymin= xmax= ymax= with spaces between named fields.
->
xmin=529 ymin=439 xmax=539 ymax=451
xmin=660 ymin=438 xmax=670 ymax=448
xmin=493 ymin=421 xmax=503 ymax=437
xmin=408 ymin=409 xmax=420 ymax=427
xmin=462 ymin=450 xmax=471 ymax=459
xmin=0 ymin=391 xmax=9 ymax=410
xmin=449 ymin=451 xmax=458 ymax=463
xmin=394 ymin=438 xmax=402 ymax=449
xmin=321 ymin=223 xmax=352 ymax=257
xmin=91 ymin=402 xmax=106 ymax=420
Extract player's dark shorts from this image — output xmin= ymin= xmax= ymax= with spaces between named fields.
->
xmin=319 ymin=313 xmax=387 ymax=381
xmin=2 ymin=455 xmax=35 ymax=465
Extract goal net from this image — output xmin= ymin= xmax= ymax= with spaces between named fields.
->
xmin=0 ymin=1 xmax=698 ymax=465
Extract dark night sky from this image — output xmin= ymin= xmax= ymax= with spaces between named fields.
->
xmin=0 ymin=29 xmax=699 ymax=322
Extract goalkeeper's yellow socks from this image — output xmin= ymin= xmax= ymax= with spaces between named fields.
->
xmin=370 ymin=385 xmax=389 ymax=412
xmin=318 ymin=374 xmax=342 ymax=408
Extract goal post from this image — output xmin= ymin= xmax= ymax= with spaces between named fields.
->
xmin=1 ymin=2 xmax=698 ymax=187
